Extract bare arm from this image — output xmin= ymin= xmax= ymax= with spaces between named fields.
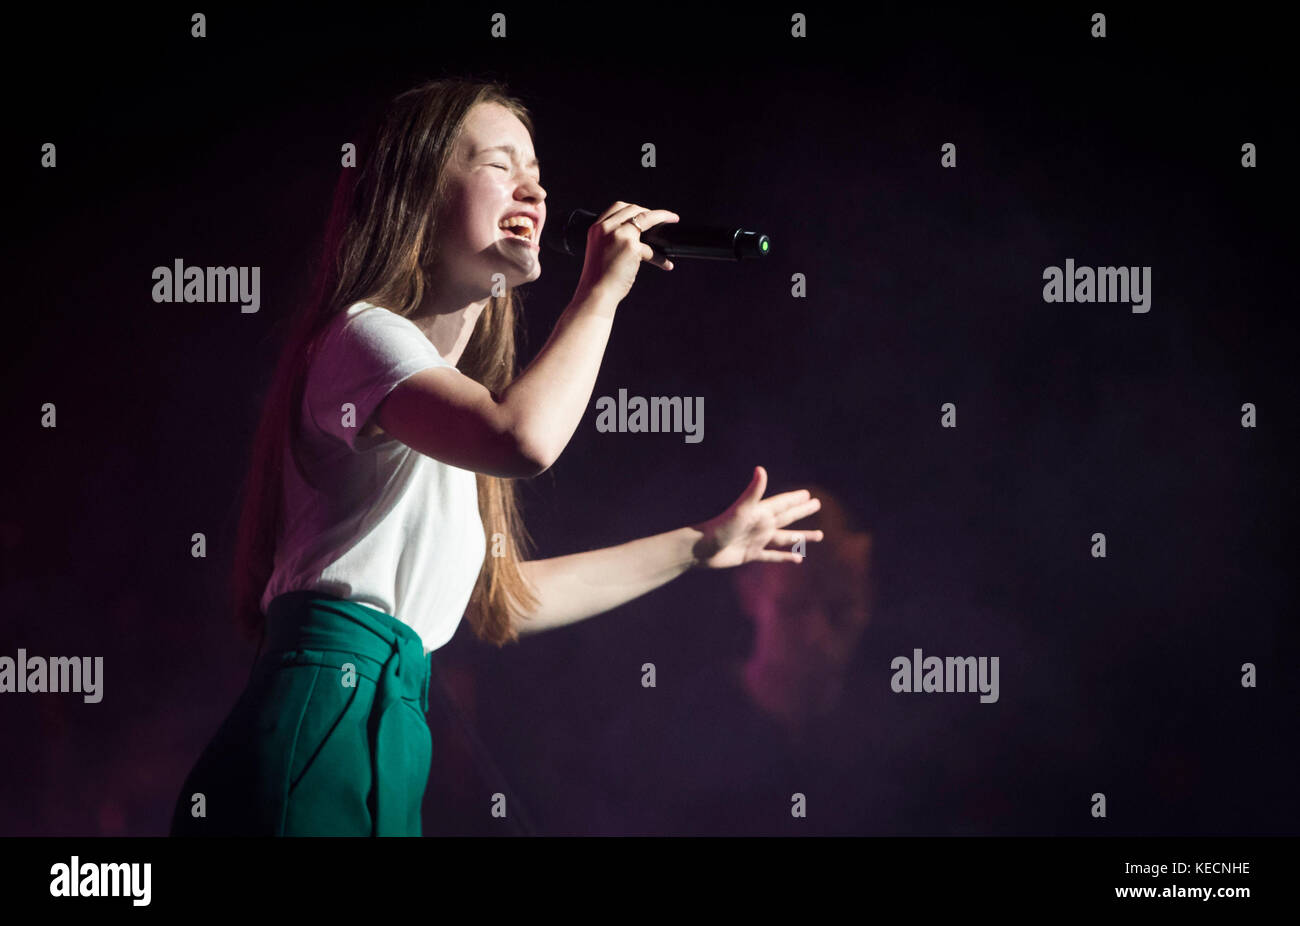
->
xmin=497 ymin=285 xmax=619 ymax=470
xmin=513 ymin=525 xmax=705 ymax=635
xmin=509 ymin=468 xmax=827 ymax=636
xmin=376 ymin=284 xmax=619 ymax=478
xmin=377 ymin=203 xmax=679 ymax=479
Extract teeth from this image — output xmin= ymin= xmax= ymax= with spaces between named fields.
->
xmin=498 ymin=215 xmax=535 ymax=239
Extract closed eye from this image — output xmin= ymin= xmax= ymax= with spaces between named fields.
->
xmin=491 ymin=164 xmax=509 ymax=170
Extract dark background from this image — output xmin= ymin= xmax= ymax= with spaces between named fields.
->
xmin=2 ymin=5 xmax=1294 ymax=836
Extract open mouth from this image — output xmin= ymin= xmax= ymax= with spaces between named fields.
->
xmin=498 ymin=216 xmax=537 ymax=242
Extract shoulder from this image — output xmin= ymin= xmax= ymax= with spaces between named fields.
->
xmin=318 ymin=302 xmax=444 ymax=362
xmin=335 ymin=300 xmax=411 ymax=339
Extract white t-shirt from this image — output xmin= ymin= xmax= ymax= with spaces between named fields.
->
xmin=260 ymin=300 xmax=487 ymax=654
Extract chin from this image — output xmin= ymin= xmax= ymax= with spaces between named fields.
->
xmin=509 ymin=264 xmax=542 ymax=288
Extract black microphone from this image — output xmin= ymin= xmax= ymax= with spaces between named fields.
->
xmin=542 ymin=208 xmax=771 ymax=261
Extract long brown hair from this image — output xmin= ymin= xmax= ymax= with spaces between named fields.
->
xmin=232 ymin=77 xmax=540 ymax=650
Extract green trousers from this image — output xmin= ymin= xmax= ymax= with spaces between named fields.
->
xmin=170 ymin=591 xmax=433 ymax=836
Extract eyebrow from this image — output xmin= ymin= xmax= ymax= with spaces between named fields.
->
xmin=476 ymin=144 xmax=540 ymax=170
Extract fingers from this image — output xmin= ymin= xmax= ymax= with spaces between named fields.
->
xmin=763 ymin=487 xmax=819 ymax=514
xmin=597 ymin=203 xmax=680 ymax=270
xmin=643 ymin=244 xmax=674 ymax=271
xmin=753 ymin=549 xmax=804 ymax=564
xmin=773 ymin=498 xmax=822 ymax=528
xmin=596 ymin=201 xmax=630 ymax=223
xmin=632 ymin=208 xmax=681 ymax=231
xmin=754 ymin=529 xmax=823 ymax=564
xmin=743 ymin=475 xmax=823 ymax=525
xmin=601 ymin=204 xmax=679 ymax=231
xmin=772 ymin=528 xmax=824 ymax=546
xmin=618 ymin=211 xmax=673 ymax=265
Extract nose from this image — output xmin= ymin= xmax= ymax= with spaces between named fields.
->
xmin=519 ymin=176 xmax=546 ymax=208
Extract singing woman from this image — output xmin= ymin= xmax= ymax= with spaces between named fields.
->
xmin=169 ymin=77 xmax=823 ymax=836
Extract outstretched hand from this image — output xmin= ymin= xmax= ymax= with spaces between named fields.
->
xmin=691 ymin=467 xmax=824 ymax=570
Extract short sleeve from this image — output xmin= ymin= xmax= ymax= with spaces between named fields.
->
xmin=305 ymin=305 xmax=453 ymax=451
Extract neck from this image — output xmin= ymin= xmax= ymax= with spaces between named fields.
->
xmin=408 ymin=274 xmax=490 ymax=367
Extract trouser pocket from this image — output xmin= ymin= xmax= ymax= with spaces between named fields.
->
xmin=267 ymin=651 xmax=374 ymax=835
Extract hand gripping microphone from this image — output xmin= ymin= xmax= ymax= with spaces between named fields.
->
xmin=542 ymin=208 xmax=772 ymax=261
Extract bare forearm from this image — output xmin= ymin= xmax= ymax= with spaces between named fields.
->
xmin=500 ymin=285 xmax=619 ymax=469
xmin=515 ymin=525 xmax=705 ymax=634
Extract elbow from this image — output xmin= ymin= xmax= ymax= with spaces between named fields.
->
xmin=495 ymin=389 xmax=557 ymax=478
xmin=478 ymin=402 xmax=549 ymax=478
xmin=510 ymin=426 xmax=555 ymax=478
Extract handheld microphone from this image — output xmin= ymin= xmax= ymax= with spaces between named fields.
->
xmin=542 ymin=208 xmax=771 ymax=261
